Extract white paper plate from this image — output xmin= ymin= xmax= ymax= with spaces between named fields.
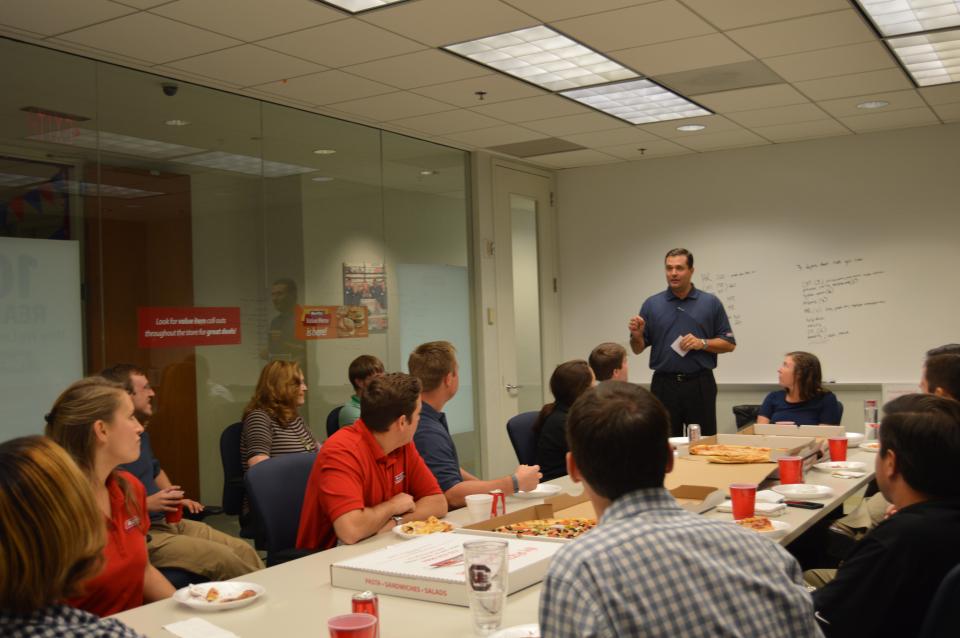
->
xmin=173 ymin=582 xmax=265 ymax=611
xmin=489 ymin=624 xmax=540 ymax=638
xmin=392 ymin=520 xmax=456 ymax=540
xmin=845 ymin=433 xmax=865 ymax=446
xmin=731 ymin=518 xmax=791 ymax=538
xmin=771 ymin=483 xmax=834 ymax=499
xmin=860 ymin=441 xmax=881 ymax=452
xmin=668 ymin=436 xmax=689 ymax=447
xmin=514 ymin=484 xmax=563 ymax=499
xmin=813 ymin=461 xmax=867 ymax=472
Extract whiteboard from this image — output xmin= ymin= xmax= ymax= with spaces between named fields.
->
xmin=397 ymin=263 xmax=475 ymax=435
xmin=0 ymin=237 xmax=84 ymax=439
xmin=555 ymin=127 xmax=959 ymax=384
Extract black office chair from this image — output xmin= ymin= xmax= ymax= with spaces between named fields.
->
xmin=326 ymin=406 xmax=344 ymax=439
xmin=732 ymin=404 xmax=761 ymax=430
xmin=506 ymin=411 xmax=539 ymax=465
xmin=836 ymin=400 xmax=845 ymax=421
xmin=159 ymin=567 xmax=205 ymax=589
xmin=219 ymin=422 xmax=245 ymax=517
xmin=245 ymin=451 xmax=319 ymax=566
xmin=919 ymin=562 xmax=960 ymax=637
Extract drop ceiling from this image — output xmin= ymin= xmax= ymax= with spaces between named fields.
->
xmin=2 ymin=0 xmax=958 ymax=170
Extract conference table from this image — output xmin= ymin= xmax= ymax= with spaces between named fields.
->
xmin=113 ymin=447 xmax=876 ymax=637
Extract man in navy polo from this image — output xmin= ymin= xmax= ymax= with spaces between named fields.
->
xmin=627 ymin=248 xmax=736 ymax=436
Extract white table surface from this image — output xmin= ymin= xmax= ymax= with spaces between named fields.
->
xmin=112 ymin=448 xmax=876 ymax=637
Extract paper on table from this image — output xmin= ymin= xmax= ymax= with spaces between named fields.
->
xmin=671 ymin=335 xmax=689 ymax=357
xmin=757 ymin=489 xmax=784 ymax=503
xmin=163 ymin=618 xmax=240 ymax=638
xmin=717 ymin=501 xmax=787 ymax=516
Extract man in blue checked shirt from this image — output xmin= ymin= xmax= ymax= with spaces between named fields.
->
xmin=538 ymin=382 xmax=822 ymax=638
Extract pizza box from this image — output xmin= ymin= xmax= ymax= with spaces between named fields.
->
xmin=330 ymin=531 xmax=561 ymax=606
xmin=753 ymin=423 xmax=845 ymax=438
xmin=681 ymin=433 xmax=818 ymax=461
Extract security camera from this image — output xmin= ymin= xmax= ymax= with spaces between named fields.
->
xmin=161 ymin=83 xmax=179 ymax=97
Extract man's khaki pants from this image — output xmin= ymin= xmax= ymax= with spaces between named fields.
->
xmin=149 ymin=518 xmax=264 ymax=580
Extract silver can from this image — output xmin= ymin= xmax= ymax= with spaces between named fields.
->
xmin=688 ymin=424 xmax=701 ymax=443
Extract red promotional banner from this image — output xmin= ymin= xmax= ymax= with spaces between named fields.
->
xmin=138 ymin=307 xmax=241 ymax=348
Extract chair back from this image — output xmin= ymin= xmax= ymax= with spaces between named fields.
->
xmin=326 ymin=406 xmax=343 ymax=439
xmin=732 ymin=404 xmax=761 ymax=430
xmin=506 ymin=411 xmax=539 ymax=465
xmin=836 ymin=400 xmax=844 ymax=421
xmin=219 ymin=421 xmax=244 ymax=515
xmin=245 ymin=451 xmax=317 ymax=563
xmin=919 ymin=562 xmax=960 ymax=638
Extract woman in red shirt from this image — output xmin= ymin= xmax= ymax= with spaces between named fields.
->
xmin=45 ymin=377 xmax=175 ymax=616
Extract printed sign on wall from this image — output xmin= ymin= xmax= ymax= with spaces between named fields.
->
xmin=138 ymin=307 xmax=241 ymax=348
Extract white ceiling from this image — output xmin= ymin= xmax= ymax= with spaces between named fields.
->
xmin=2 ymin=0 xmax=958 ymax=170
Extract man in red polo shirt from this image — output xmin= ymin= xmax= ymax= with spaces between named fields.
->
xmin=297 ymin=372 xmax=447 ymax=550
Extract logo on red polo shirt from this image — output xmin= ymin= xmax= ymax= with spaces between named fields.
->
xmin=394 ymin=472 xmax=405 ymax=484
xmin=124 ymin=516 xmax=140 ymax=531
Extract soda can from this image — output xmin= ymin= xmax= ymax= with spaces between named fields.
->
xmin=489 ymin=489 xmax=506 ymax=517
xmin=688 ymin=424 xmax=701 ymax=444
xmin=351 ymin=591 xmax=379 ymax=638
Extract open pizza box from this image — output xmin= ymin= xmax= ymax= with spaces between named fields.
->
xmin=680 ymin=433 xmax=818 ymax=461
xmin=454 ymin=486 xmax=723 ymax=543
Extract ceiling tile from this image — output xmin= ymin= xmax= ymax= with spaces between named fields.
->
xmin=727 ymin=10 xmax=875 ymax=58
xmin=470 ymin=95 xmax=589 ymax=122
xmin=524 ymin=112 xmax=626 ymax=136
xmin=345 ymin=49 xmax=489 ymax=89
xmin=672 ymin=127 xmax=770 ymax=150
xmin=165 ymin=45 xmax=324 ymax=87
xmin=638 ymin=114 xmax=739 ymax=137
xmin=526 ymin=148 xmax=620 ymax=168
xmin=411 ymin=74 xmax=547 ymax=107
xmin=112 ymin=0 xmax=171 ymax=8
xmin=329 ymin=91 xmax=455 ymax=121
xmin=56 ymin=12 xmax=241 ymax=64
xmin=693 ymin=84 xmax=809 ymax=112
xmin=361 ymin=0 xmax=539 ymax=47
xmin=932 ymin=103 xmax=960 ymax=121
xmin=679 ymin=0 xmax=849 ymax=30
xmin=554 ymin=1 xmax=715 ymax=52
xmin=727 ymin=103 xmax=830 ymax=127
xmin=253 ymin=70 xmax=394 ymax=105
xmin=794 ymin=68 xmax=912 ymax=101
xmin=918 ymin=83 xmax=960 ymax=105
xmin=446 ymin=124 xmax=543 ymax=146
xmin=656 ymin=60 xmax=782 ymax=96
xmin=387 ymin=109 xmax=505 ymax=135
xmin=600 ymin=139 xmax=693 ymax=159
xmin=611 ymin=34 xmax=753 ymax=77
xmin=837 ymin=106 xmax=940 ymax=133
xmin=763 ymin=41 xmax=895 ymax=83
xmin=150 ymin=0 xmax=344 ymax=41
xmin=501 ymin=0 xmax=657 ymax=22
xmin=0 ymin=23 xmax=44 ymax=40
xmin=0 ymin=0 xmax=134 ymax=36
xmin=816 ymin=90 xmax=926 ymax=118
xmin=240 ymin=87 xmax=316 ymax=109
xmin=561 ymin=126 xmax=661 ymax=147
xmin=750 ymin=119 xmax=851 ymax=142
xmin=258 ymin=18 xmax=424 ymax=67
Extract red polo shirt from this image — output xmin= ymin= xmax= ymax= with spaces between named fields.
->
xmin=296 ymin=419 xmax=441 ymax=550
xmin=68 ymin=471 xmax=150 ymax=617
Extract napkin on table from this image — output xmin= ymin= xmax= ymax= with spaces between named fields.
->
xmin=163 ymin=618 xmax=240 ymax=638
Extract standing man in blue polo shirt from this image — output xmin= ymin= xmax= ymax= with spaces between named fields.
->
xmin=628 ymin=248 xmax=736 ymax=436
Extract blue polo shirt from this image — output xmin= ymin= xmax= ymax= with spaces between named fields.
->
xmin=639 ymin=286 xmax=735 ymax=374
xmin=759 ymin=390 xmax=842 ymax=425
xmin=119 ymin=431 xmax=164 ymax=523
xmin=412 ymin=400 xmax=462 ymax=492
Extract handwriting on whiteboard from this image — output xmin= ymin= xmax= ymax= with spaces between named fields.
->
xmin=698 ymin=270 xmax=757 ymax=327
xmin=800 ymin=264 xmax=887 ymax=344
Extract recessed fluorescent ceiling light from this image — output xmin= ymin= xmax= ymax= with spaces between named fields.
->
xmin=857 ymin=100 xmax=890 ymax=109
xmin=177 ymin=151 xmax=315 ymax=178
xmin=561 ymin=79 xmax=710 ymax=124
xmin=856 ymin=0 xmax=960 ymax=37
xmin=445 ymin=26 xmax=638 ymax=91
xmin=165 ymin=119 xmax=190 ymax=126
xmin=50 ymin=180 xmax=164 ymax=199
xmin=677 ymin=124 xmax=706 ymax=131
xmin=311 ymin=176 xmax=335 ymax=182
xmin=27 ymin=128 xmax=205 ymax=159
xmin=887 ymin=28 xmax=960 ymax=85
xmin=317 ymin=0 xmax=408 ymax=13
xmin=313 ymin=148 xmax=337 ymax=155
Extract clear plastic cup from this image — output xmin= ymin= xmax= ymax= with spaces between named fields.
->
xmin=464 ymin=540 xmax=508 ymax=635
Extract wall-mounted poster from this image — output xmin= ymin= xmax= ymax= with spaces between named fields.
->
xmin=343 ymin=263 xmax=386 ymax=333
xmin=296 ymin=305 xmax=368 ymax=340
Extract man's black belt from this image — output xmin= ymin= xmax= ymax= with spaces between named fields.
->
xmin=653 ymin=369 xmax=713 ymax=382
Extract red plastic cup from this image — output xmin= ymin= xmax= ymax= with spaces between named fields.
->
xmin=165 ymin=502 xmax=183 ymax=524
xmin=729 ymin=483 xmax=757 ymax=520
xmin=328 ymin=613 xmax=377 ymax=638
xmin=828 ymin=437 xmax=848 ymax=462
xmin=778 ymin=456 xmax=804 ymax=485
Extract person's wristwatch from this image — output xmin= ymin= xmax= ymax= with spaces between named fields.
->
xmin=391 ymin=515 xmax=403 ymax=526
xmin=511 ymin=474 xmax=520 ymax=494
xmin=701 ymin=339 xmax=707 ymax=350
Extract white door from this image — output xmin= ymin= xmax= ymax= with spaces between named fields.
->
xmin=490 ymin=163 xmax=560 ymax=476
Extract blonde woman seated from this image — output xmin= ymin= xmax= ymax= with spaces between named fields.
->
xmin=44 ymin=377 xmax=175 ymax=617
xmin=242 ymin=360 xmax=317 ymax=470
xmin=0 ymin=435 xmax=145 ymax=637
xmin=757 ymin=351 xmax=841 ymax=425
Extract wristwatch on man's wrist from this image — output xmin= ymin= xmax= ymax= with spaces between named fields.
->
xmin=392 ymin=515 xmax=403 ymax=526
xmin=701 ymin=339 xmax=707 ymax=350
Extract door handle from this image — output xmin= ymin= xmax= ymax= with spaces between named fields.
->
xmin=505 ymin=384 xmax=521 ymax=391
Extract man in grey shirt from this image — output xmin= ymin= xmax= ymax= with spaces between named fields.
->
xmin=539 ymin=381 xmax=821 ymax=638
